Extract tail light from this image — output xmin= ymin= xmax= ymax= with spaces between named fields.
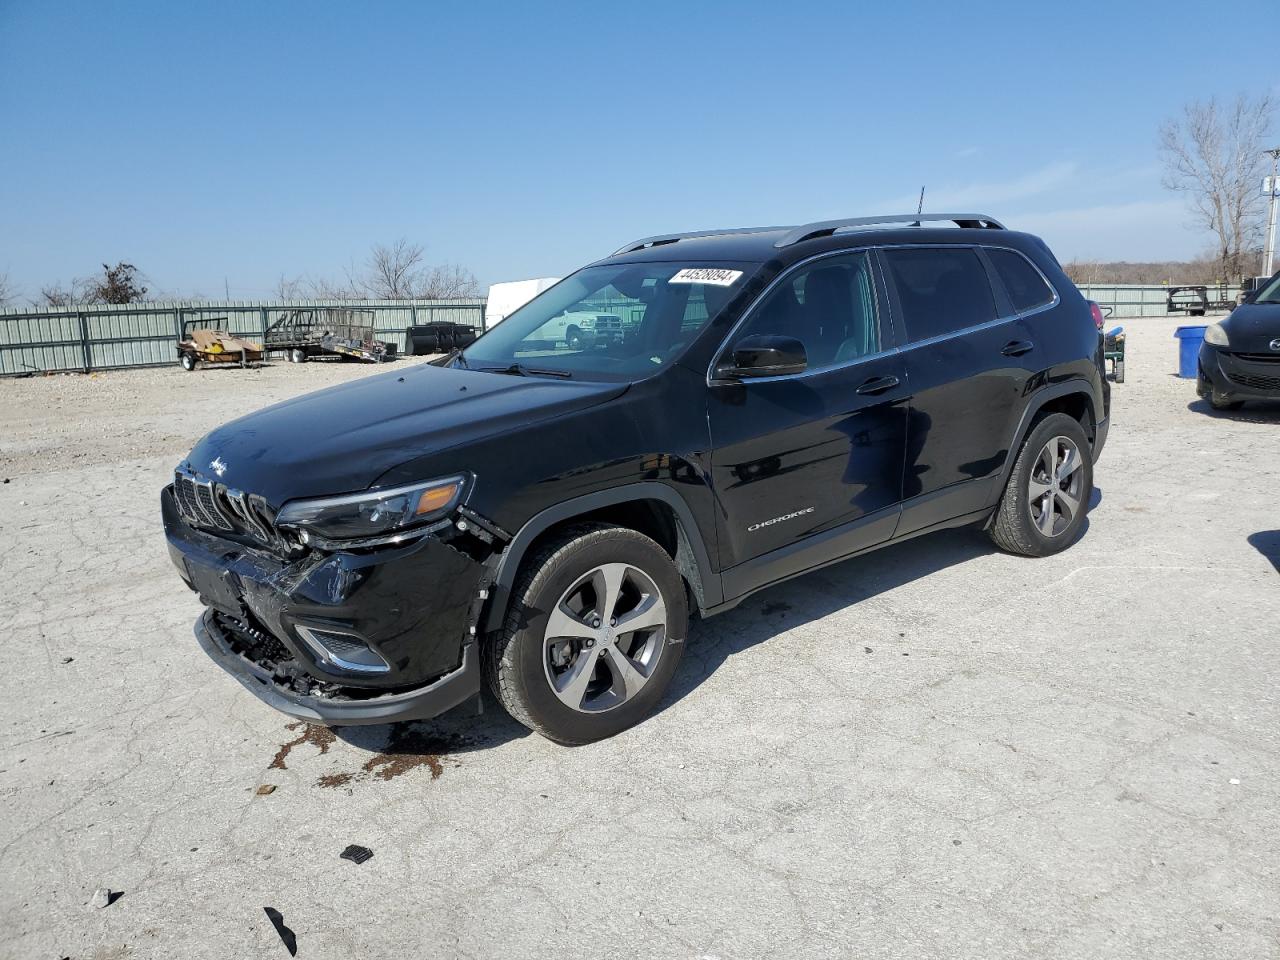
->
xmin=1087 ymin=300 xmax=1105 ymax=331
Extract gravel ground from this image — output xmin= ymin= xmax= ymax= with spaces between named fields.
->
xmin=1 ymin=320 xmax=1278 ymax=959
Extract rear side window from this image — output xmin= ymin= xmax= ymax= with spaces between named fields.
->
xmin=883 ymin=247 xmax=997 ymax=342
xmin=987 ymin=248 xmax=1055 ymax=313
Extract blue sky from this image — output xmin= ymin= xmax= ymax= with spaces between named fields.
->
xmin=2 ymin=0 xmax=1277 ymax=300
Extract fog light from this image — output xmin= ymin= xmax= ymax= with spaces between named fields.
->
xmin=295 ymin=625 xmax=390 ymax=674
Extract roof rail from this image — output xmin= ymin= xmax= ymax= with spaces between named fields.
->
xmin=610 ymin=225 xmax=786 ymax=258
xmin=774 ymin=213 xmax=1005 ymax=248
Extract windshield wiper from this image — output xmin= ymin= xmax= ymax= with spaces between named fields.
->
xmin=477 ymin=362 xmax=572 ymax=379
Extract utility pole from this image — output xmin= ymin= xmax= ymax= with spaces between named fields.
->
xmin=1264 ymin=147 xmax=1280 ymax=277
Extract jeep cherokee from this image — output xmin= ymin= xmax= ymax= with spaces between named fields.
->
xmin=163 ymin=212 xmax=1109 ymax=744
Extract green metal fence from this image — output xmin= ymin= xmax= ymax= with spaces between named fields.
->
xmin=1075 ymin=284 xmax=1241 ymax=318
xmin=0 ymin=299 xmax=486 ymax=376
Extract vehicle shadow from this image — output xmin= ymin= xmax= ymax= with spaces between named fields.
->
xmin=1186 ymin=398 xmax=1280 ymax=422
xmin=333 ymin=497 xmax=1102 ymax=756
xmin=661 ymin=528 xmax=995 ymax=709
xmin=1247 ymin=531 xmax=1280 ymax=574
xmin=332 ymin=694 xmax=533 ymax=758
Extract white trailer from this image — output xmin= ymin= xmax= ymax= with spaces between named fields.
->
xmin=484 ymin=277 xmax=560 ymax=330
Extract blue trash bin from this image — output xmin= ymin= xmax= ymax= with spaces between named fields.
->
xmin=1174 ymin=325 xmax=1207 ymax=378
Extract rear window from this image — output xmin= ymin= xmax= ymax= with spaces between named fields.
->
xmin=882 ymin=247 xmax=997 ymax=342
xmin=987 ymin=248 xmax=1055 ymax=313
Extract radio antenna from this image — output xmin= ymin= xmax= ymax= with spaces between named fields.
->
xmin=916 ymin=186 xmax=925 ymax=215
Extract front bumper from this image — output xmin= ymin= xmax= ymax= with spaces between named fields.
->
xmin=163 ymin=485 xmax=495 ymax=725
xmin=195 ymin=608 xmax=480 ymax=725
xmin=1198 ymin=344 xmax=1280 ymax=400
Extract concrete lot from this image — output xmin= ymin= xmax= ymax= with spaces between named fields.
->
xmin=2 ymin=319 xmax=1278 ymax=959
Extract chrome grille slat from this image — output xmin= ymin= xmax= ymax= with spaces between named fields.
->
xmin=174 ymin=468 xmax=298 ymax=554
xmin=196 ymin=479 xmax=233 ymax=530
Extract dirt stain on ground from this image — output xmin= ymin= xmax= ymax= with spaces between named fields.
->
xmin=270 ymin=722 xmax=336 ymax=770
xmin=314 ymin=726 xmax=473 ymax=788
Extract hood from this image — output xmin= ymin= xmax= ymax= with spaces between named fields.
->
xmin=1221 ymin=302 xmax=1280 ymax=353
xmin=182 ymin=364 xmax=627 ymax=504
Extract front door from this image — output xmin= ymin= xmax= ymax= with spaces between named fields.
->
xmin=707 ymin=251 xmax=908 ymax=598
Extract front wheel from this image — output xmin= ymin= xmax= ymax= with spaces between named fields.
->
xmin=289 ymin=347 xmax=308 ymax=364
xmin=179 ymin=352 xmax=197 ymax=371
xmin=485 ymin=524 xmax=688 ymax=744
xmin=989 ymin=413 xmax=1093 ymax=557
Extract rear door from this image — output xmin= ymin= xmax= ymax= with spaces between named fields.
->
xmin=880 ymin=245 xmax=1034 ymax=533
xmin=707 ymin=250 xmax=908 ymax=594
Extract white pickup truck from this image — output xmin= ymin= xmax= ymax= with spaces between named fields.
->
xmin=530 ymin=310 xmax=624 ymax=349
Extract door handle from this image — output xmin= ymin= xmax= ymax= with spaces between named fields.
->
xmin=855 ymin=375 xmax=900 ymax=395
xmin=1001 ymin=339 xmax=1034 ymax=357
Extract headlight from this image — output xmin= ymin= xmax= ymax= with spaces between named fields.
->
xmin=1203 ymin=322 xmax=1229 ymax=347
xmin=276 ymin=475 xmax=467 ymax=546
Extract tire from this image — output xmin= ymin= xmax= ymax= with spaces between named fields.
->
xmin=566 ymin=325 xmax=583 ymax=350
xmin=485 ymin=523 xmax=688 ymax=745
xmin=179 ymin=353 xmax=196 ymax=371
xmin=1114 ymin=360 xmax=1124 ymax=384
xmin=1210 ymin=392 xmax=1244 ymax=411
xmin=289 ymin=348 xmax=308 ymax=364
xmin=989 ymin=412 xmax=1093 ymax=558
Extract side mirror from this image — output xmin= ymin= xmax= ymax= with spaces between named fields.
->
xmin=719 ymin=335 xmax=807 ymax=379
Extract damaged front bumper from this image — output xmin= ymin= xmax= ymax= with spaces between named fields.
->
xmin=162 ymin=486 xmax=501 ymax=725
xmin=194 ymin=608 xmax=480 ymax=725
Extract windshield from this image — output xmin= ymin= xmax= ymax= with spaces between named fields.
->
xmin=1255 ymin=274 xmax=1280 ymax=304
xmin=461 ymin=262 xmax=756 ymax=380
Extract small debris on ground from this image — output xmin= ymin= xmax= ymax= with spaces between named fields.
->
xmin=1229 ymin=778 xmax=1241 ymax=785
xmin=264 ymin=906 xmax=297 ymax=956
xmin=61 ymin=656 xmax=74 ymax=664
xmin=256 ymin=784 xmax=277 ymax=796
xmin=340 ymin=844 xmax=374 ymax=865
xmin=91 ymin=887 xmax=122 ymax=908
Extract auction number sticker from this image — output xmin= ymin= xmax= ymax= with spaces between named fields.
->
xmin=669 ymin=268 xmax=743 ymax=287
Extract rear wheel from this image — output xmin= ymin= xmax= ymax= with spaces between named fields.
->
xmin=485 ymin=524 xmax=687 ymax=744
xmin=989 ymin=413 xmax=1093 ymax=557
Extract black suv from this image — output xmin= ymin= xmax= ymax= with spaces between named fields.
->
xmin=163 ymin=213 xmax=1109 ymax=744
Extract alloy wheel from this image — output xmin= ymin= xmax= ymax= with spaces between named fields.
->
xmin=543 ymin=563 xmax=668 ymax=713
xmin=1028 ymin=435 xmax=1084 ymax=537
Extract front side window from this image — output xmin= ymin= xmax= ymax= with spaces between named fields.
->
xmin=987 ymin=247 xmax=1055 ymax=313
xmin=883 ymin=247 xmax=997 ymax=342
xmin=462 ymin=262 xmax=754 ymax=381
xmin=729 ymin=251 xmax=880 ymax=371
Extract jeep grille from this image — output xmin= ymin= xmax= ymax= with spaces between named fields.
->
xmin=173 ymin=469 xmax=296 ymax=553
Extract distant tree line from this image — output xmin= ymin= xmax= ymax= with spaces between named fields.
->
xmin=273 ymin=239 xmax=480 ymax=301
xmin=1063 ymin=251 xmax=1263 ymax=286
xmin=0 ymin=239 xmax=480 ymax=308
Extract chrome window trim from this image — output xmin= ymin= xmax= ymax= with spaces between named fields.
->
xmin=706 ymin=246 xmax=889 ymax=386
xmin=707 ymin=241 xmax=1063 ymax=385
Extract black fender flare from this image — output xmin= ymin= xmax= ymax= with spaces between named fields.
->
xmin=994 ymin=378 xmax=1099 ymax=495
xmin=480 ymin=482 xmax=722 ymax=634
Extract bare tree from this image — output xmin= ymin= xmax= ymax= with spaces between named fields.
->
xmin=40 ymin=280 xmax=85 ymax=307
xmin=274 ymin=273 xmax=305 ymax=300
xmin=354 ymin=239 xmax=481 ymax=299
xmin=1159 ymin=94 xmax=1276 ymax=279
xmin=361 ymin=239 xmax=426 ymax=298
xmin=0 ymin=271 xmax=13 ymax=307
xmin=419 ymin=263 xmax=481 ymax=298
xmin=86 ymin=262 xmax=148 ymax=303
